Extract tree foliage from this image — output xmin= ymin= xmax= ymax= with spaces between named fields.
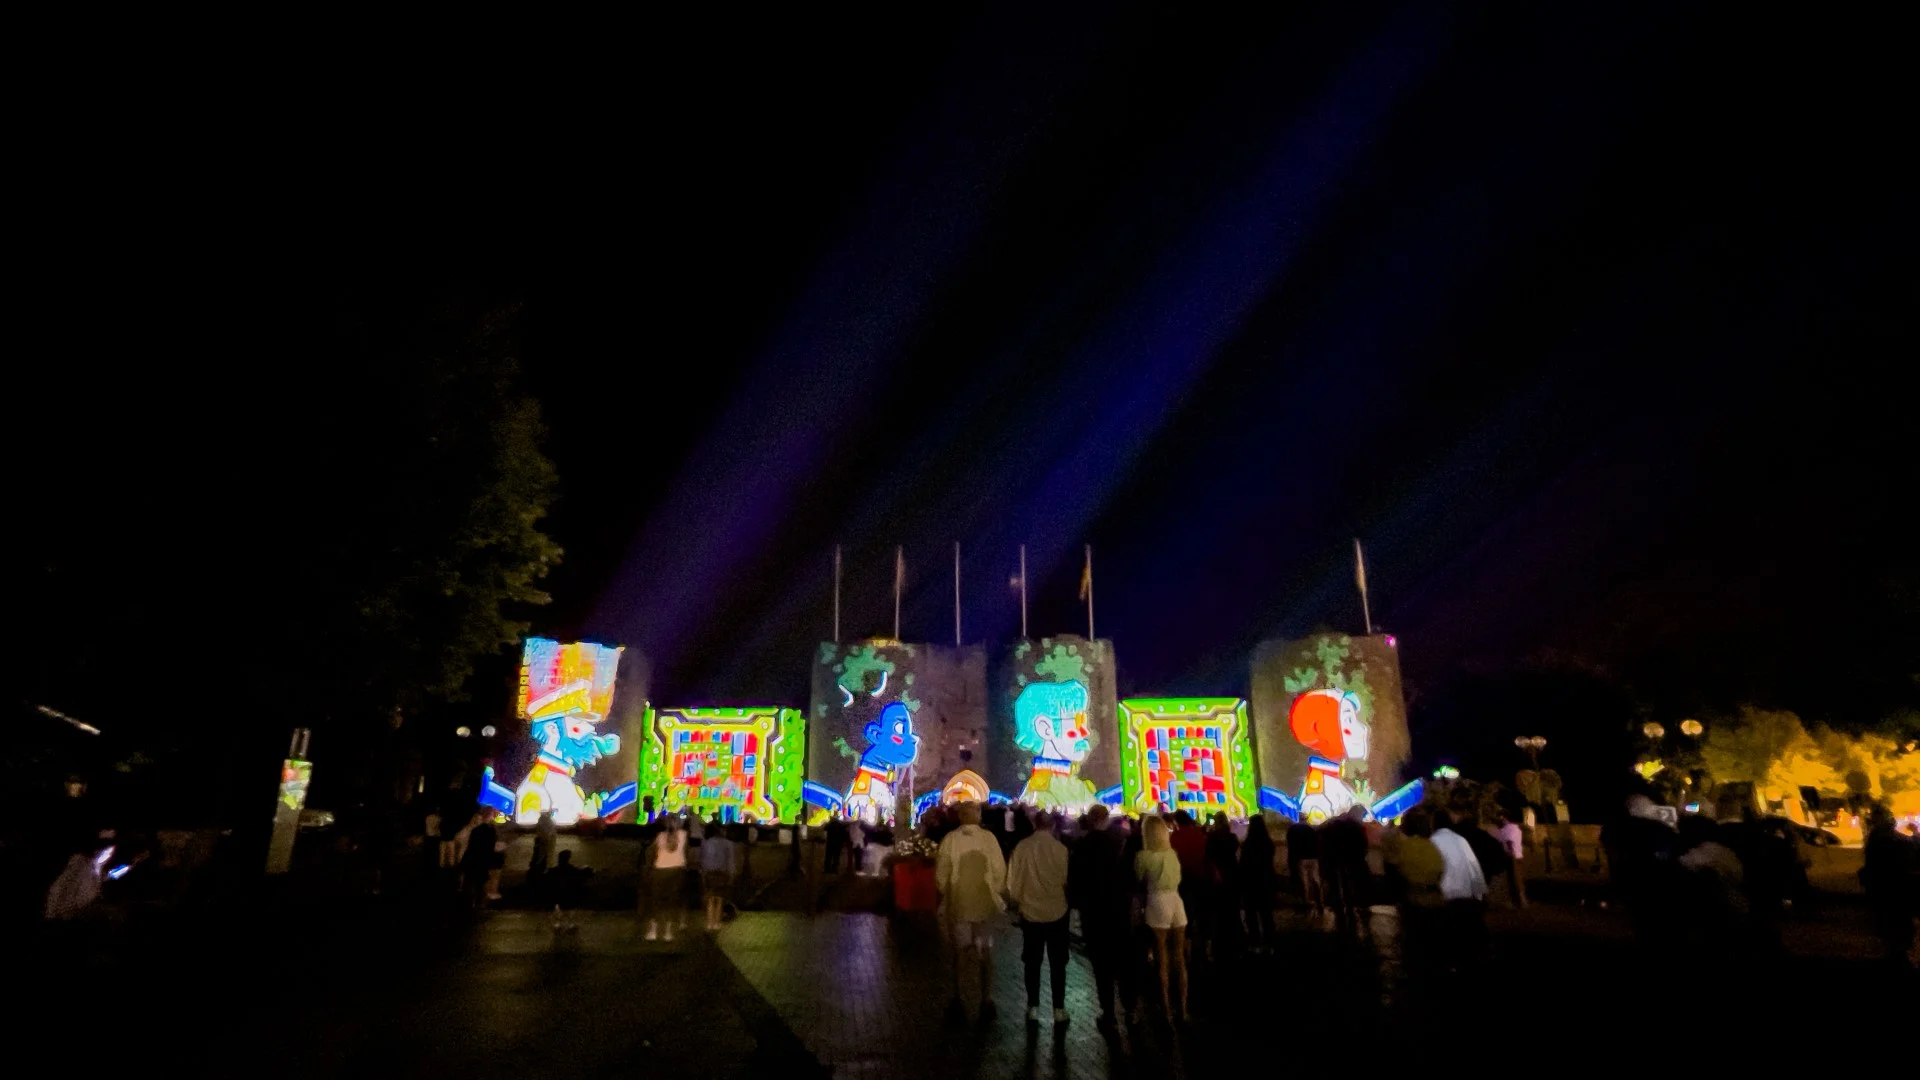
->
xmin=1700 ymin=705 xmax=1919 ymax=812
xmin=16 ymin=288 xmax=561 ymax=822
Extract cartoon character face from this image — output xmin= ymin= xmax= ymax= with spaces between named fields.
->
xmin=1338 ymin=694 xmax=1369 ymax=761
xmin=537 ymin=712 xmax=620 ymax=768
xmin=861 ymin=701 xmax=919 ymax=768
xmin=1014 ymin=680 xmax=1091 ymax=762
xmin=1289 ymin=688 xmax=1368 ymax=762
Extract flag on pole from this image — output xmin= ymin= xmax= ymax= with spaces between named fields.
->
xmin=1081 ymin=543 xmax=1095 ymax=640
xmin=1354 ymin=537 xmax=1373 ymax=636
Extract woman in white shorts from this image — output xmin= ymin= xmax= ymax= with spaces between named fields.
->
xmin=1135 ymin=817 xmax=1188 ymax=1021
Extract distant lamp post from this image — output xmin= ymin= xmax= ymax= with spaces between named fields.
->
xmin=455 ymin=726 xmax=472 ymax=738
xmin=1642 ymin=722 xmax=1666 ymax=740
xmin=1680 ymin=719 xmax=1704 ymax=737
xmin=480 ymin=725 xmax=497 ymax=738
xmin=1514 ymin=735 xmax=1547 ymax=771
xmin=1514 ymin=735 xmax=1552 ymax=868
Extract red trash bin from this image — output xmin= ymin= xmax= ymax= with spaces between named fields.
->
xmin=893 ymin=860 xmax=938 ymax=911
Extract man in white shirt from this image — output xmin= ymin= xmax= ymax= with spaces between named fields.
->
xmin=1431 ymin=814 xmax=1489 ymax=901
xmin=1430 ymin=811 xmax=1488 ymax=970
xmin=1006 ymin=811 xmax=1072 ymax=1026
xmin=936 ymin=801 xmax=1007 ymax=1022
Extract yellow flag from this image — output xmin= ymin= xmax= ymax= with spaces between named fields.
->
xmin=1078 ymin=548 xmax=1092 ymax=601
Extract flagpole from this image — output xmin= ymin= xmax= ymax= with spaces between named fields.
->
xmin=833 ymin=545 xmax=842 ymax=643
xmin=1354 ymin=537 xmax=1373 ymax=636
xmin=953 ymin=542 xmax=962 ymax=646
xmin=1085 ymin=543 xmax=1095 ymax=640
xmin=893 ymin=545 xmax=904 ymax=641
xmin=1019 ymin=544 xmax=1028 ymax=638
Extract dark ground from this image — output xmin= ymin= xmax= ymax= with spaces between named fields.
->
xmin=24 ymin=853 xmax=1914 ymax=1078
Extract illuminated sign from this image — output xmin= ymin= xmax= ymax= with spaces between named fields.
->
xmin=1117 ymin=698 xmax=1256 ymax=818
xmin=639 ymin=706 xmax=806 ymax=823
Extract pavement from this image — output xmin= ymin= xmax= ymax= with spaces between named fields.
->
xmin=23 ymin=850 xmax=1915 ymax=1078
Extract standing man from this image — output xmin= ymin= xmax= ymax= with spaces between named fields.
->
xmin=1008 ymin=811 xmax=1072 ymax=1027
xmin=845 ymin=817 xmax=866 ymax=876
xmin=1069 ymin=805 xmax=1137 ymax=1032
xmin=1494 ymin=806 xmax=1528 ymax=908
xmin=1320 ymin=806 xmax=1371 ymax=935
xmin=1429 ymin=810 xmax=1489 ymax=968
xmin=823 ymin=813 xmax=846 ymax=874
xmin=936 ymin=801 xmax=1007 ymax=1022
xmin=528 ymin=808 xmax=557 ymax=891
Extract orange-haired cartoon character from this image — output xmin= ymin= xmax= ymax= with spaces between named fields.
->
xmin=1290 ymin=688 xmax=1370 ymax=822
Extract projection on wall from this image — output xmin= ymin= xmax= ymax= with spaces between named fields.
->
xmin=483 ymin=637 xmax=641 ymax=825
xmin=638 ymin=707 xmax=805 ymax=824
xmin=1117 ymin=698 xmax=1257 ymax=818
xmin=805 ymin=642 xmax=988 ymax=824
xmin=991 ymin=637 xmax=1121 ymax=813
xmin=1251 ymin=633 xmax=1422 ymax=823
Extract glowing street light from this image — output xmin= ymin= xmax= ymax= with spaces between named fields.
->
xmin=1514 ymin=735 xmax=1547 ymax=771
xmin=455 ymin=726 xmax=472 ymax=738
xmin=1680 ymin=719 xmax=1704 ymax=737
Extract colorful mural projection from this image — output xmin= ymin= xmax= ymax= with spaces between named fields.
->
xmin=639 ymin=707 xmax=805 ymax=823
xmin=1117 ymin=698 xmax=1257 ymax=818
xmin=265 ymin=758 xmax=312 ymax=874
xmin=991 ymin=637 xmax=1120 ymax=813
xmin=805 ymin=642 xmax=987 ymax=824
xmin=1251 ymin=633 xmax=1421 ymax=823
xmin=505 ymin=638 xmax=639 ymax=825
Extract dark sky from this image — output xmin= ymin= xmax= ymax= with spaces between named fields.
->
xmin=20 ymin=4 xmax=1913 ymax=746
xmin=514 ymin=6 xmax=1913 ymax=728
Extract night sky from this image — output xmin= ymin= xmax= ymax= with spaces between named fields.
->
xmin=523 ymin=6 xmax=1912 ymax=729
xmin=18 ymin=5 xmax=1913 ymax=758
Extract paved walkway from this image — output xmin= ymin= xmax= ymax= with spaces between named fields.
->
xmin=716 ymin=908 xmax=1419 ymax=1080
xmin=27 ymin=893 xmax=1911 ymax=1078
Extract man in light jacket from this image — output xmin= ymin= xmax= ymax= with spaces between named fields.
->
xmin=1430 ymin=810 xmax=1489 ymax=969
xmin=936 ymin=801 xmax=1007 ymax=1022
xmin=1007 ymin=811 xmax=1073 ymax=1026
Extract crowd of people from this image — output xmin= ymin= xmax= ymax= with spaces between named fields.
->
xmin=431 ymin=786 xmax=1920 ymax=1002
xmin=1603 ymin=794 xmax=1920 ymax=969
xmin=906 ymin=798 xmax=1527 ymax=1032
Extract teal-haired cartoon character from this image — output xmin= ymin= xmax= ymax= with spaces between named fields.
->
xmin=1014 ymin=680 xmax=1098 ymax=811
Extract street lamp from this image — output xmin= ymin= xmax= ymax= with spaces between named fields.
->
xmin=1642 ymin=722 xmax=1666 ymax=740
xmin=1514 ymin=735 xmax=1547 ymax=771
xmin=1514 ymin=735 xmax=1551 ymax=868
xmin=1680 ymin=719 xmax=1703 ymax=737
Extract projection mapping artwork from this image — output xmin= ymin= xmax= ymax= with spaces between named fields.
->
xmin=482 ymin=638 xmax=640 ymax=826
xmin=638 ymin=707 xmax=805 ymax=824
xmin=1117 ymin=698 xmax=1257 ymax=818
xmin=991 ymin=638 xmax=1121 ymax=813
xmin=1251 ymin=633 xmax=1422 ymax=824
xmin=805 ymin=641 xmax=990 ymax=824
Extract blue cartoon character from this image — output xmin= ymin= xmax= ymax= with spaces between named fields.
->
xmin=1015 ymin=680 xmax=1099 ymax=812
xmin=843 ymin=701 xmax=919 ymax=824
xmin=513 ymin=681 xmax=623 ymax=826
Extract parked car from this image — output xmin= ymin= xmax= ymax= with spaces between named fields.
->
xmin=1785 ymin=821 xmax=1841 ymax=847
